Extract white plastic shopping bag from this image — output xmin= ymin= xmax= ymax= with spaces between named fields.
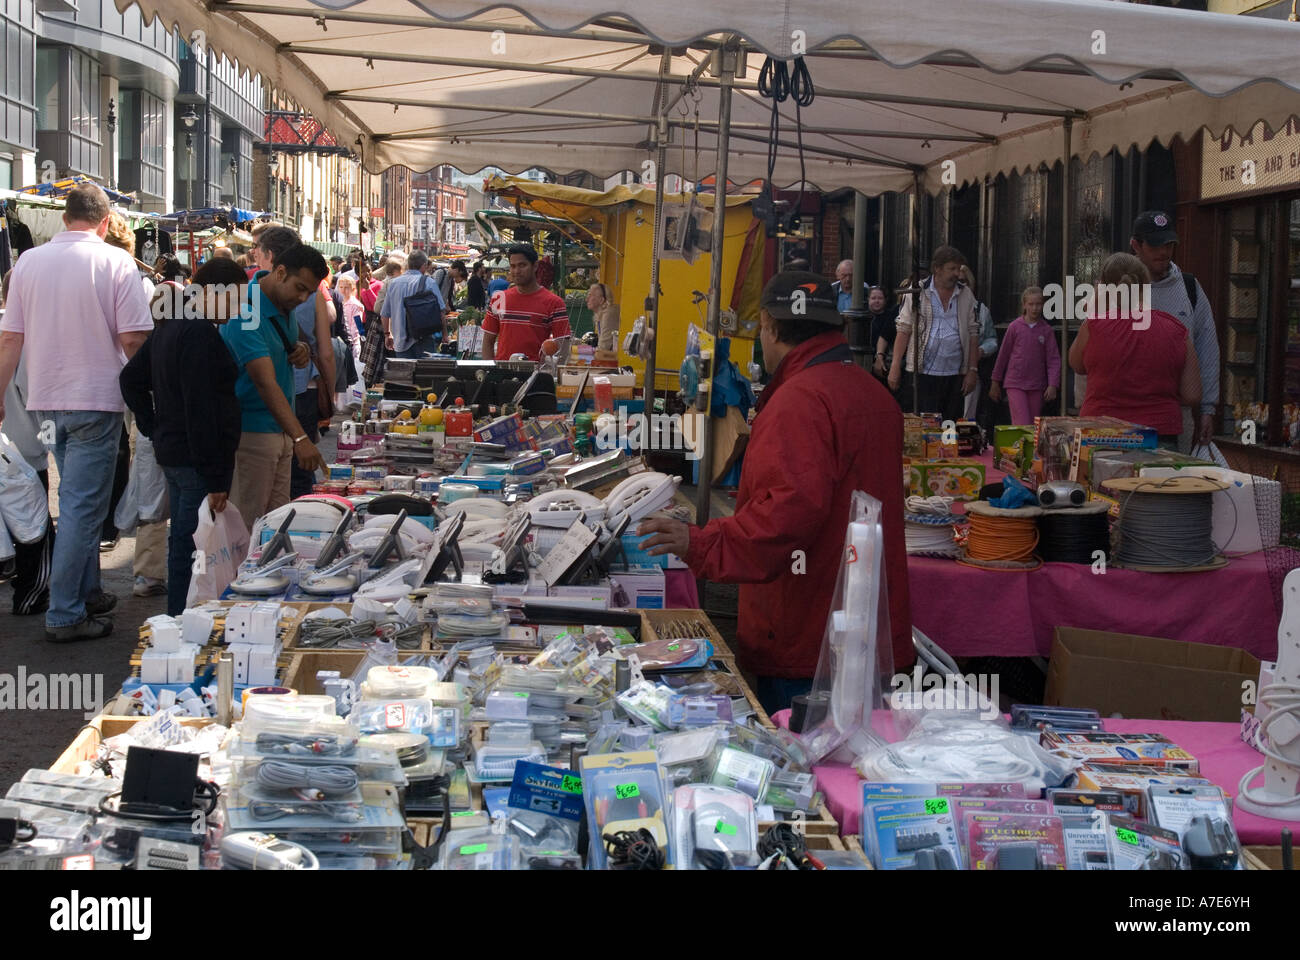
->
xmin=0 ymin=431 xmax=50 ymax=544
xmin=186 ymin=500 xmax=250 ymax=606
xmin=114 ymin=433 xmax=169 ymax=532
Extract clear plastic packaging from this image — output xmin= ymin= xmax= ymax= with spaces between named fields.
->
xmin=364 ymin=664 xmax=440 ymax=699
xmin=352 ymin=699 xmax=461 ymax=747
xmin=505 ymin=809 xmax=581 ymax=861
xmin=800 ymin=492 xmax=895 ymax=763
xmin=437 ymin=610 xmax=511 ymax=637
xmin=473 ymin=742 xmax=548 ymax=781
xmin=439 ymin=829 xmax=515 ymax=870
xmin=616 ymin=680 xmax=673 ymax=731
xmin=245 ymin=719 xmax=360 ymax=758
xmin=673 ymin=784 xmax=758 ymax=870
xmin=709 ymin=746 xmax=775 ymax=801
xmin=853 ymin=714 xmax=1079 ymax=794
xmin=667 ymin=694 xmax=732 ymax=728
xmin=487 ymin=721 xmax=535 ymax=745
xmin=241 ymin=695 xmax=339 ymax=737
xmin=580 ymin=751 xmax=671 ymax=869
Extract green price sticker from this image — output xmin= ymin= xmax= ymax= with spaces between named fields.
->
xmin=924 ymin=798 xmax=949 ymax=816
xmin=459 ymin=843 xmax=488 ymax=855
xmin=715 ymin=820 xmax=738 ymax=836
xmin=667 ymin=643 xmax=680 ymax=651
xmin=451 ymin=810 xmax=476 ymax=818
xmin=514 ymin=691 xmax=528 ymax=698
xmin=559 ymin=774 xmax=584 ymax=795
xmin=1116 ymin=827 xmax=1141 ymax=846
xmin=614 ymin=783 xmax=640 ymax=800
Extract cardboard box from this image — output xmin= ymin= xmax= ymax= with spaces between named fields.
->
xmin=1044 ymin=627 xmax=1261 ymax=722
xmin=610 ymin=568 xmax=666 ymax=609
xmin=904 ymin=458 xmax=986 ymax=501
xmin=1088 ymin=448 xmax=1214 ymax=490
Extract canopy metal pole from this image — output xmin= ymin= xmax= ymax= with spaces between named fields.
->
xmin=693 ymin=41 xmax=737 ymax=529
xmin=645 ymin=51 xmax=672 ymax=414
xmin=847 ymin=190 xmax=869 ymax=368
xmin=1060 ymin=117 xmax=1072 ymax=415
xmin=911 ymin=172 xmax=923 ymax=415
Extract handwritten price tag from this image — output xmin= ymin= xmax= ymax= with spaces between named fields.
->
xmin=924 ymin=798 xmax=949 ymax=815
xmin=1116 ymin=827 xmax=1140 ymax=846
xmin=560 ymin=774 xmax=583 ymax=795
xmin=614 ymin=783 xmax=640 ymax=800
xmin=384 ymin=703 xmax=406 ymax=729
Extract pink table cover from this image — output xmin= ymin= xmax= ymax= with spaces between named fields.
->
xmin=907 ymin=452 xmax=1279 ymax=660
xmin=774 ymin=709 xmax=1290 ymax=847
xmin=664 ymin=569 xmax=699 ymax=609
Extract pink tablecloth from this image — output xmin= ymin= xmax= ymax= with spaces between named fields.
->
xmin=664 ymin=569 xmax=699 ymax=609
xmin=774 ymin=710 xmax=1289 ymax=847
xmin=908 ymin=451 xmax=1279 ymax=660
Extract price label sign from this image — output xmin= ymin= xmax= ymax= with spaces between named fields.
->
xmin=384 ymin=703 xmax=407 ymax=729
xmin=924 ymin=798 xmax=949 ymax=816
xmin=614 ymin=783 xmax=640 ymax=800
xmin=459 ymin=843 xmax=488 ymax=855
xmin=715 ymin=820 xmax=738 ymax=836
xmin=1116 ymin=827 xmax=1141 ymax=846
xmin=559 ymin=774 xmax=583 ymax=795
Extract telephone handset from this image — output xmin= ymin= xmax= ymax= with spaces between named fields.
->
xmin=527 ymin=488 xmax=608 ymax=528
xmin=602 ymin=473 xmax=680 ymax=526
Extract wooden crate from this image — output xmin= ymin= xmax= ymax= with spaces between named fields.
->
xmin=639 ymin=609 xmax=733 ymax=659
xmin=758 ymin=800 xmax=839 ymax=839
xmin=49 ymin=715 xmax=214 ymax=775
xmin=843 ymin=834 xmax=873 ymax=868
xmin=1243 ymin=845 xmax=1288 ymax=870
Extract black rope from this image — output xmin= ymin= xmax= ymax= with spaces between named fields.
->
xmin=758 ymin=56 xmax=816 ymax=217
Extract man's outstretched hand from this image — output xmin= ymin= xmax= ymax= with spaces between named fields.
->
xmin=636 ymin=517 xmax=691 ymax=558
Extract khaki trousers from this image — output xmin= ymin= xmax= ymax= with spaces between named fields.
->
xmin=230 ymin=432 xmax=293 ymax=534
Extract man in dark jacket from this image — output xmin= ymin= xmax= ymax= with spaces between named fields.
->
xmin=120 ymin=258 xmax=244 ymax=615
xmin=638 ymin=271 xmax=912 ymax=713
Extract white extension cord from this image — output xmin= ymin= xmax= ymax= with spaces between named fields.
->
xmin=220 ymin=831 xmax=320 ymax=870
xmin=1238 ymin=681 xmax=1300 ymax=817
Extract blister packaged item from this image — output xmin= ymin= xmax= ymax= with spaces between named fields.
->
xmin=761 ymin=771 xmax=819 ymax=813
xmin=508 ymin=760 xmax=585 ymax=821
xmin=226 ymin=783 xmax=404 ymax=833
xmin=965 ymin=813 xmax=1067 ymax=870
xmin=486 ymin=689 xmax=531 ymax=721
xmin=506 ymin=809 xmax=581 ymax=866
xmin=854 ymin=715 xmax=1077 ymax=794
xmin=868 ymin=797 xmax=963 ymax=870
xmin=1106 ymin=815 xmax=1184 ymax=870
xmin=1040 ymin=731 xmax=1198 ymax=772
xmin=1146 ymin=784 xmax=1241 ymax=869
xmin=474 ymin=742 xmax=548 ymax=782
xmin=437 ymin=610 xmax=511 ymax=638
xmin=488 ymin=721 xmax=536 ymax=746
xmin=241 ymin=695 xmax=339 ymax=737
xmin=235 ymin=783 xmax=366 ymax=824
xmin=618 ymin=726 xmax=653 ymax=751
xmin=724 ymin=721 xmax=814 ymax=774
xmin=7 ymin=771 xmax=120 ymax=816
xmin=0 ymin=801 xmax=98 ymax=866
xmin=365 ymin=664 xmax=440 ymax=699
xmin=580 ymin=750 xmax=671 ymax=869
xmin=619 ymin=637 xmax=704 ymax=670
xmin=1047 ymin=788 xmax=1128 ymax=817
xmin=439 ymin=829 xmax=515 ymax=871
xmin=352 ymin=699 xmax=461 ymax=747
xmin=1010 ymin=704 xmax=1103 ymax=734
xmin=667 ymin=694 xmax=733 ymax=728
xmin=1073 ymin=768 xmax=1212 ymax=817
xmin=949 ymin=798 xmax=1051 ymax=864
xmin=1059 ymin=810 xmax=1112 ymax=870
xmin=655 ymin=727 xmax=725 ymax=770
xmin=673 ymin=784 xmax=758 ymax=870
xmin=616 ymin=680 xmax=673 ymax=731
xmin=709 ymin=746 xmax=775 ymax=801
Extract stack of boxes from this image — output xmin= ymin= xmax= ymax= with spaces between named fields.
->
xmin=139 ymin=615 xmax=204 ymax=685
xmin=224 ymin=602 xmax=283 ymax=687
xmin=902 ymin=414 xmax=987 ymax=501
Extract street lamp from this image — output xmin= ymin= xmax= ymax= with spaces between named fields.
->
xmin=269 ymin=153 xmax=280 ymax=218
xmin=181 ymin=106 xmax=198 ymax=210
xmin=229 ymin=155 xmax=239 ymax=206
xmin=105 ymin=99 xmax=117 ymax=190
xmin=294 ymin=186 xmax=304 ymax=230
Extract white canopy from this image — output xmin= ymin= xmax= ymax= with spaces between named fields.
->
xmin=122 ymin=0 xmax=1300 ymax=193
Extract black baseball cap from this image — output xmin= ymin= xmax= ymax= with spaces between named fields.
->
xmin=1133 ymin=210 xmax=1178 ymax=246
xmin=760 ymin=271 xmax=841 ymax=324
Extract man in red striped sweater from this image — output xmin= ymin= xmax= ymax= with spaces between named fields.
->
xmin=481 ymin=244 xmax=571 ymax=361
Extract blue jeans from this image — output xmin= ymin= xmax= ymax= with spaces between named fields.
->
xmin=162 ymin=465 xmax=209 ymax=617
xmin=38 ymin=410 xmax=122 ymax=628
xmin=754 ymin=677 xmax=814 ymax=717
xmin=397 ymin=334 xmax=438 ymax=358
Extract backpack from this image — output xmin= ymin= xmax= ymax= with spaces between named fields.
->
xmin=1183 ymin=272 xmax=1199 ymax=310
xmin=432 ymin=267 xmax=455 ymax=307
xmin=404 ymin=275 xmax=444 ymax=342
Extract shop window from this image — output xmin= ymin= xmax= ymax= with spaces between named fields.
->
xmin=35 ymin=46 xmax=58 ymax=131
xmin=994 ymin=169 xmax=1047 ymax=323
xmin=1070 ymin=152 xmax=1115 ymax=289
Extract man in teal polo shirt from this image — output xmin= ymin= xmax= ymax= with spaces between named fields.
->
xmin=222 ymin=243 xmax=329 ymax=532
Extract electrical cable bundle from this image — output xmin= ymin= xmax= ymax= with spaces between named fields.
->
xmin=757 ymin=53 xmax=815 ymax=227
xmin=298 ymin=617 xmax=424 ymax=650
xmin=1037 ymin=507 xmax=1111 ymax=564
xmin=757 ymin=822 xmax=824 ymax=871
xmin=959 ymin=502 xmax=1040 ymax=570
xmin=602 ymin=829 xmax=665 ymax=870
xmin=903 ymin=495 xmax=962 ymax=557
xmin=255 ymin=761 xmax=359 ymax=795
xmin=1108 ymin=478 xmax=1225 ymax=570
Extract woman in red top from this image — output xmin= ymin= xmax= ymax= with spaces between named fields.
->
xmin=355 ymin=259 xmax=382 ymax=333
xmin=1068 ymin=253 xmax=1200 ymax=443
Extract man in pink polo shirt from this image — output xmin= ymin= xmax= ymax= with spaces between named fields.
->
xmin=0 ymin=183 xmax=154 ymax=641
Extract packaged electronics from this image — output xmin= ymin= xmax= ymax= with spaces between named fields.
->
xmin=673 ymin=784 xmax=758 ymax=870
xmin=866 ymin=797 xmax=963 ymax=870
xmin=1039 ymin=731 xmax=1198 ymax=772
xmin=580 ymin=751 xmax=671 ymax=870
xmin=965 ymin=813 xmax=1067 ymax=870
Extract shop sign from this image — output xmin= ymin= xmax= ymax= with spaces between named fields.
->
xmin=1201 ymin=116 xmax=1300 ymax=201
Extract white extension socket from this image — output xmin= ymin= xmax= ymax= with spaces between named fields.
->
xmin=146 ymin=615 xmax=182 ymax=653
xmin=182 ymin=608 xmax=216 ymax=646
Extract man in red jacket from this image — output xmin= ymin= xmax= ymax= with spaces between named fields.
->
xmin=638 ymin=271 xmax=912 ymax=713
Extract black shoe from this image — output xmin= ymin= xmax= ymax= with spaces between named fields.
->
xmin=99 ymin=536 xmax=119 ymax=552
xmin=85 ymin=590 xmax=118 ymax=616
xmin=46 ymin=616 xmax=114 ymax=642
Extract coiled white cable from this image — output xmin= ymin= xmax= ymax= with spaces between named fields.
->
xmin=1238 ymin=681 xmax=1300 ymax=811
xmin=905 ymin=495 xmax=955 ymax=516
